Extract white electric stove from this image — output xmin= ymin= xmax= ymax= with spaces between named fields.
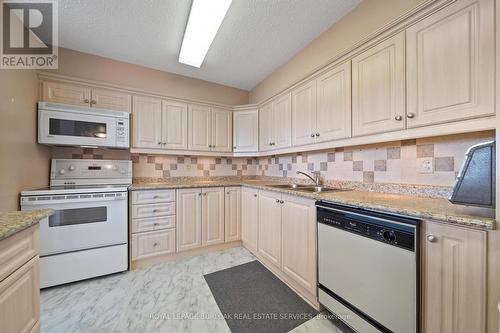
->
xmin=21 ymin=159 xmax=132 ymax=288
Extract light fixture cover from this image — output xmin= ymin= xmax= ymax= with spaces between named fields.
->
xmin=179 ymin=0 xmax=232 ymax=68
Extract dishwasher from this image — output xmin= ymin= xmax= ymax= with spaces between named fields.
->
xmin=316 ymin=201 xmax=420 ymax=333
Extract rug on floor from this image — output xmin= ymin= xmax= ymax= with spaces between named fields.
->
xmin=204 ymin=260 xmax=318 ymax=333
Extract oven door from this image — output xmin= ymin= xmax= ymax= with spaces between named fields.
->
xmin=38 ymin=109 xmax=121 ymax=148
xmin=22 ymin=192 xmax=128 ymax=256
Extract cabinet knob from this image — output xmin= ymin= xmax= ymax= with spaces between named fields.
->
xmin=233 ymin=146 xmax=236 ymax=149
xmin=153 ymin=242 xmax=158 ymax=247
xmin=153 ymin=222 xmax=159 ymax=226
xmin=407 ymin=113 xmax=415 ymax=119
xmin=254 ymin=194 xmax=258 ymax=198
xmin=83 ymin=99 xmax=90 ymax=104
xmin=157 ymin=142 xmax=162 ymax=145
xmin=227 ymin=191 xmax=230 ymax=195
xmin=279 ymin=200 xmax=284 ymax=204
xmin=198 ymin=193 xmax=202 ymax=196
xmin=427 ymin=235 xmax=437 ymax=243
xmin=311 ymin=134 xmax=315 ymax=138
xmin=275 ymin=199 xmax=280 ymax=203
xmin=395 ymin=115 xmax=403 ymax=121
xmin=90 ymin=100 xmax=97 ymax=105
xmin=153 ymin=209 xmax=159 ymax=213
xmin=315 ymin=133 xmax=320 ymax=137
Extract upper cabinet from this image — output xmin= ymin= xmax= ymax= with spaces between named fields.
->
xmin=292 ymin=61 xmax=352 ymax=147
xmin=41 ymin=80 xmax=131 ymax=113
xmin=188 ymin=104 xmax=232 ymax=152
xmin=406 ymin=0 xmax=494 ymax=128
xmin=352 ymin=32 xmax=406 ymax=137
xmin=132 ymin=96 xmax=187 ymax=150
xmin=259 ymin=93 xmax=292 ymax=151
xmin=233 ymin=108 xmax=258 ymax=152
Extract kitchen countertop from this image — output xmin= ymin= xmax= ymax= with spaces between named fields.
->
xmin=0 ymin=209 xmax=54 ymax=241
xmin=130 ymin=179 xmax=496 ymax=230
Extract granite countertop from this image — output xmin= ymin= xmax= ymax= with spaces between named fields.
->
xmin=130 ymin=179 xmax=496 ymax=230
xmin=0 ymin=209 xmax=54 ymax=241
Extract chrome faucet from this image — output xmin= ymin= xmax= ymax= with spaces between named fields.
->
xmin=296 ymin=171 xmax=321 ymax=186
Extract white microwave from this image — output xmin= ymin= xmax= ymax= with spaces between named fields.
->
xmin=38 ymin=102 xmax=129 ymax=149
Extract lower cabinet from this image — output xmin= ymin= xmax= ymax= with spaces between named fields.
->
xmin=423 ymin=220 xmax=487 ymax=333
xmin=255 ymin=189 xmax=317 ymax=304
xmin=177 ymin=187 xmax=226 ymax=252
xmin=224 ymin=187 xmax=241 ymax=242
xmin=241 ymin=187 xmax=259 ymax=254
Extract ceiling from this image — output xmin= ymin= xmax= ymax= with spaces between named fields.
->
xmin=58 ymin=0 xmax=361 ymax=91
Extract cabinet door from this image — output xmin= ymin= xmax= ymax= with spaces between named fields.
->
xmin=281 ymin=195 xmax=317 ymax=296
xmin=257 ymin=190 xmax=282 ymax=269
xmin=176 ymin=188 xmax=202 ymax=252
xmin=406 ymin=0 xmax=494 ymax=128
xmin=241 ymin=187 xmax=258 ymax=254
xmin=292 ymin=80 xmax=317 ymax=146
xmin=423 ymin=221 xmax=486 ymax=333
xmin=0 ymin=256 xmax=39 ymax=333
xmin=352 ymin=32 xmax=406 ymax=136
xmin=316 ymin=61 xmax=352 ymax=142
xmin=41 ymin=80 xmax=90 ymax=107
xmin=188 ymin=104 xmax=211 ymax=151
xmin=272 ymin=93 xmax=292 ymax=149
xmin=224 ymin=187 xmax=241 ymax=242
xmin=233 ymin=109 xmax=258 ymax=152
xmin=132 ymin=95 xmax=163 ymax=149
xmin=201 ymin=187 xmax=225 ymax=247
xmin=259 ymin=102 xmax=273 ymax=151
xmin=91 ymin=88 xmax=131 ymax=113
xmin=162 ymin=99 xmax=188 ymax=150
xmin=211 ymin=108 xmax=232 ymax=152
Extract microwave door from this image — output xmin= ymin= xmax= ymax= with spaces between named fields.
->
xmin=39 ymin=110 xmax=116 ymax=147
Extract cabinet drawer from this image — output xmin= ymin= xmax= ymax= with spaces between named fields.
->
xmin=131 ymin=215 xmax=176 ymax=233
xmin=131 ymin=229 xmax=176 ymax=260
xmin=131 ymin=190 xmax=175 ymax=205
xmin=0 ymin=225 xmax=39 ymax=281
xmin=131 ymin=202 xmax=175 ymax=219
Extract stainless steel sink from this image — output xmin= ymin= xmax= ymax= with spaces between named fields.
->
xmin=266 ymin=184 xmax=341 ymax=193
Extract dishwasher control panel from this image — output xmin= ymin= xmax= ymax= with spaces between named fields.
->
xmin=317 ymin=204 xmax=417 ymax=252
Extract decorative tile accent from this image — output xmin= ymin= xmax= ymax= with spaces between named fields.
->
xmin=387 ymin=147 xmax=401 ymax=160
xmin=215 ymin=158 xmax=221 ymax=164
xmin=170 ymin=164 xmax=177 ymax=170
xmin=435 ymin=157 xmax=454 ymax=172
xmin=292 ymin=156 xmax=297 ymax=163
xmin=162 ymin=170 xmax=170 ymax=177
xmin=307 ymin=163 xmax=314 ymax=171
xmin=344 ymin=151 xmax=353 ymax=161
xmin=147 ymin=156 xmax=155 ymax=164
xmin=327 ymin=153 xmax=335 ymax=162
xmin=417 ymin=144 xmax=434 ymax=158
xmin=402 ymin=139 xmax=416 ymax=146
xmin=374 ymin=160 xmax=387 ymax=171
xmin=177 ymin=157 xmax=184 ymax=164
xmin=320 ymin=162 xmax=328 ymax=171
xmin=363 ymin=171 xmax=374 ymax=184
xmin=155 ymin=163 xmax=163 ymax=171
xmin=353 ymin=161 xmax=363 ymax=171
xmin=191 ymin=157 xmax=197 ymax=164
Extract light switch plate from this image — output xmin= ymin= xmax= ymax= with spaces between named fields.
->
xmin=417 ymin=157 xmax=434 ymax=173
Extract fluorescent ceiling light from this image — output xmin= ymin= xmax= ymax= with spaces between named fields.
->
xmin=179 ymin=0 xmax=232 ymax=68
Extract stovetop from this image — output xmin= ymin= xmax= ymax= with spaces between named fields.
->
xmin=21 ymin=184 xmax=130 ymax=196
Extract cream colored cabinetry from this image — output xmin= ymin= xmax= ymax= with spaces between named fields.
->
xmin=0 ymin=225 xmax=40 ymax=333
xmin=423 ymin=220 xmax=486 ymax=333
xmin=188 ymin=104 xmax=232 ymax=152
xmin=131 ymin=190 xmax=177 ymax=260
xmin=316 ymin=61 xmax=352 ymax=142
xmin=292 ymin=61 xmax=352 ymax=146
xmin=177 ymin=187 xmax=226 ymax=252
xmin=406 ymin=0 xmax=494 ymax=128
xmin=41 ymin=80 xmax=131 ymax=112
xmin=224 ymin=187 xmax=241 ymax=242
xmin=292 ymin=80 xmax=317 ymax=146
xmin=255 ymin=190 xmax=317 ymax=305
xmin=132 ymin=95 xmax=163 ymax=149
xmin=233 ymin=108 xmax=259 ymax=152
xmin=259 ymin=93 xmax=292 ymax=151
xmin=257 ymin=190 xmax=283 ymax=269
xmin=281 ymin=194 xmax=317 ymax=297
xmin=352 ymin=32 xmax=406 ymax=136
xmin=241 ymin=187 xmax=258 ymax=254
xmin=133 ymin=96 xmax=188 ymax=150
xmin=201 ymin=187 xmax=225 ymax=246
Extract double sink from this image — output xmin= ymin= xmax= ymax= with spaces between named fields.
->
xmin=266 ymin=183 xmax=342 ymax=193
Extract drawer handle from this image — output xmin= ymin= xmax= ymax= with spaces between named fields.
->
xmin=153 ymin=222 xmax=159 ymax=226
xmin=427 ymin=235 xmax=437 ymax=243
xmin=153 ymin=195 xmax=160 ymax=199
xmin=153 ymin=209 xmax=159 ymax=213
xmin=254 ymin=194 xmax=257 ymax=198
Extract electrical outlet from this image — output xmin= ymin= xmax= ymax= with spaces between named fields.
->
xmin=417 ymin=157 xmax=434 ymax=173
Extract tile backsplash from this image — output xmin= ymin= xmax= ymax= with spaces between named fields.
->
xmin=52 ymin=130 xmax=494 ymax=188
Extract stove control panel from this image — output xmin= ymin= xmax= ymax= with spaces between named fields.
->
xmin=51 ymin=159 xmax=132 ymax=185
